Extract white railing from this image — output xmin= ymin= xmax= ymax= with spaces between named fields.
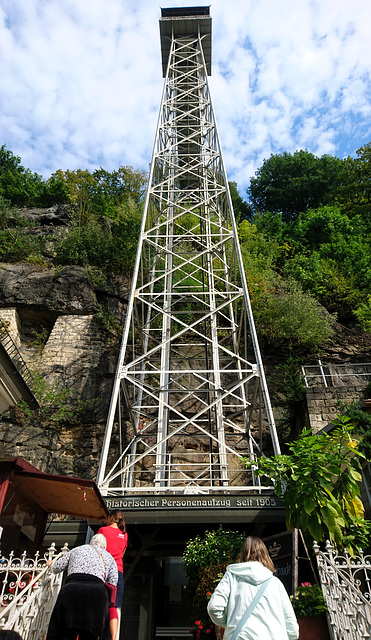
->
xmin=313 ymin=540 xmax=371 ymax=639
xmin=302 ymin=361 xmax=371 ymax=388
xmin=0 ymin=543 xmax=69 ymax=640
xmin=104 ymin=450 xmax=270 ymax=494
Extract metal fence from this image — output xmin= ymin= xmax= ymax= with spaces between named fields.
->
xmin=0 ymin=543 xmax=69 ymax=639
xmin=0 ymin=318 xmax=35 ymax=392
xmin=302 ymin=360 xmax=371 ymax=388
xmin=314 ymin=540 xmax=371 ymax=639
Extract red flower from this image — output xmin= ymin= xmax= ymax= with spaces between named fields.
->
xmin=195 ymin=621 xmax=201 ymax=626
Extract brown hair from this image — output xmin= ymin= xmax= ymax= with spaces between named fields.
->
xmin=109 ymin=509 xmax=126 ymax=532
xmin=237 ymin=536 xmax=275 ymax=573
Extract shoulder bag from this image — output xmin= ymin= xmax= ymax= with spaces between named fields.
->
xmin=93 ymin=546 xmax=117 ymax=606
xmin=230 ymin=577 xmax=272 ymax=640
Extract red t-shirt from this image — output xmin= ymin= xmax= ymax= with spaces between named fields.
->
xmin=97 ymin=525 xmax=128 ymax=573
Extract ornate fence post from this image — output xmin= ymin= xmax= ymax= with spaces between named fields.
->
xmin=313 ymin=540 xmax=371 ymax=639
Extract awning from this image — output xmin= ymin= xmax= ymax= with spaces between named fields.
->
xmin=0 ymin=457 xmax=108 ymax=521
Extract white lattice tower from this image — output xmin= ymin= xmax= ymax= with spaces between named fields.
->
xmin=97 ymin=7 xmax=280 ymax=497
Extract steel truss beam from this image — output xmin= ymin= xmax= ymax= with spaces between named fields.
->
xmin=97 ymin=25 xmax=281 ymax=497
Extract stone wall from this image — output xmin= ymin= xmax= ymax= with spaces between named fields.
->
xmin=306 ymin=383 xmax=367 ymax=433
xmin=0 ymin=262 xmax=129 ymax=478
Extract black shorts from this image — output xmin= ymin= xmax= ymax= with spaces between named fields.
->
xmin=116 ymin=570 xmax=124 ymax=607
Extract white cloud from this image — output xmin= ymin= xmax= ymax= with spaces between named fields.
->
xmin=0 ymin=0 xmax=370 ymax=195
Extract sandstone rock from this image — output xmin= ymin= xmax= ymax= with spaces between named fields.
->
xmin=0 ymin=264 xmax=97 ymax=314
xmin=14 ymin=204 xmax=72 ymax=227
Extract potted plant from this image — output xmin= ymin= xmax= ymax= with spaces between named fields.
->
xmin=291 ymin=583 xmax=330 ymax=640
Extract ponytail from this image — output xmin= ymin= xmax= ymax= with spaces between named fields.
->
xmin=110 ymin=509 xmax=126 ymax=532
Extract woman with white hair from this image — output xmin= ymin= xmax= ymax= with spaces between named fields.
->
xmin=46 ymin=533 xmax=118 ymax=640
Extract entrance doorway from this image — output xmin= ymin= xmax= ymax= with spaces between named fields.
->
xmin=121 ymin=555 xmax=194 ymax=640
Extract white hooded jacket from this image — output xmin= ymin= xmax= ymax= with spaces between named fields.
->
xmin=207 ymin=561 xmax=299 ymax=640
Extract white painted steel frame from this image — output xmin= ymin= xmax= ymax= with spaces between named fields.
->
xmin=97 ymin=27 xmax=280 ymax=496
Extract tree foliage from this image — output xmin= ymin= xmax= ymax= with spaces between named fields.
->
xmin=0 ymin=145 xmax=69 ymax=206
xmin=51 ymin=165 xmax=147 ymax=221
xmin=336 ymin=142 xmax=371 ymax=219
xmin=54 ymin=199 xmax=142 ymax=273
xmin=229 ymin=181 xmax=252 ymax=221
xmin=183 ymin=526 xmax=245 ymax=616
xmin=247 ymin=149 xmax=344 ymax=221
xmin=243 ymin=416 xmax=368 ymax=552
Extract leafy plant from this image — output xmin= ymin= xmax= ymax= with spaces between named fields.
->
xmin=95 ymin=304 xmax=123 ymax=342
xmin=354 ymin=295 xmax=371 ymax=332
xmin=291 ymin=583 xmax=327 ymax=618
xmin=0 ymin=198 xmax=47 ymax=263
xmin=30 ymin=327 xmax=50 ymax=354
xmin=16 ymin=371 xmax=92 ymax=426
xmin=338 ymin=401 xmax=371 ymax=461
xmin=270 ymin=355 xmax=307 ymax=440
xmin=252 ymin=279 xmax=336 ymax=352
xmin=243 ymin=416 xmax=368 ymax=551
xmin=183 ymin=526 xmax=244 ymax=617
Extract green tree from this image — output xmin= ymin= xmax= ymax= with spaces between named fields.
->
xmin=50 ymin=166 xmax=147 ymax=221
xmin=243 ymin=416 xmax=368 ymax=552
xmin=229 ymin=181 xmax=252 ymax=221
xmin=337 ymin=142 xmax=371 ymax=219
xmin=281 ymin=206 xmax=371 ymax=322
xmin=247 ymin=150 xmax=344 ymax=221
xmin=0 ymin=144 xmax=43 ymax=206
xmin=51 ymin=169 xmax=97 ymax=224
xmin=0 ymin=145 xmax=68 ymax=206
xmin=91 ymin=166 xmax=147 ymax=217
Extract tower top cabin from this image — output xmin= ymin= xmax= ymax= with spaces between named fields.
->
xmin=159 ymin=6 xmax=212 ymax=77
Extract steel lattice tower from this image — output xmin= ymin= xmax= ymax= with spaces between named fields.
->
xmin=97 ymin=7 xmax=281 ymax=497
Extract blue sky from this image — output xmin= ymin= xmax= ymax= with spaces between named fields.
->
xmin=0 ymin=0 xmax=370 ymax=196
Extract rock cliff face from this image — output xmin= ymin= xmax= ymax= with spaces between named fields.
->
xmin=0 ymin=259 xmax=129 ymax=479
xmin=0 ymin=208 xmax=370 ymax=479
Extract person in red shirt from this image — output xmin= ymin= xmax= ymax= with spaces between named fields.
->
xmin=97 ymin=510 xmax=128 ymax=640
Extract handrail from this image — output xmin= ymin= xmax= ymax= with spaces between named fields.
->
xmin=0 ymin=318 xmax=35 ymax=392
xmin=313 ymin=540 xmax=371 ymax=639
xmin=302 ymin=361 xmax=371 ymax=388
xmin=0 ymin=543 xmax=69 ymax=639
xmin=0 ymin=551 xmax=62 ymax=622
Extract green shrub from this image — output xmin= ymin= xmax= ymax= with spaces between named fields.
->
xmin=0 ymin=199 xmax=46 ymax=263
xmin=354 ymin=295 xmax=371 ymax=332
xmin=253 ymin=279 xmax=336 ymax=352
xmin=291 ymin=583 xmax=327 ymax=618
xmin=183 ymin=526 xmax=245 ymax=618
xmin=17 ymin=371 xmax=93 ymax=426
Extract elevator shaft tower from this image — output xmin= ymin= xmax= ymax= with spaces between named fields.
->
xmin=97 ymin=7 xmax=280 ymax=497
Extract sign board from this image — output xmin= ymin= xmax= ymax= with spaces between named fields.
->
xmin=263 ymin=529 xmax=315 ymax=596
xmin=105 ymin=494 xmax=284 ymax=511
xmin=264 ymin=529 xmax=299 ymax=595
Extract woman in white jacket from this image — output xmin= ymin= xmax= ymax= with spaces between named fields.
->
xmin=207 ymin=536 xmax=299 ymax=640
